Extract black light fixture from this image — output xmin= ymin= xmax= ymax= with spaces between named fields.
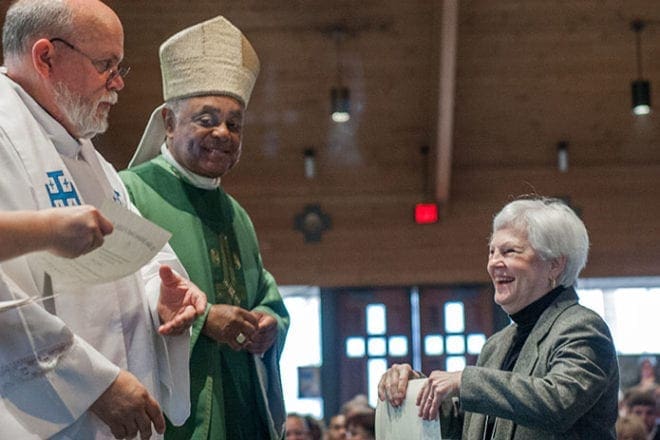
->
xmin=294 ymin=204 xmax=332 ymax=243
xmin=303 ymin=148 xmax=316 ymax=179
xmin=557 ymin=141 xmax=568 ymax=173
xmin=330 ymin=27 xmax=350 ymax=123
xmin=631 ymin=19 xmax=651 ymax=116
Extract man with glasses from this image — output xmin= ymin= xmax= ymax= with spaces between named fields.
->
xmin=0 ymin=0 xmax=208 ymax=438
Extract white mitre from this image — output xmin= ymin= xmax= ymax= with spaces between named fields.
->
xmin=129 ymin=15 xmax=260 ymax=167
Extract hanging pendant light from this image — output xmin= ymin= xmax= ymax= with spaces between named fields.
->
xmin=330 ymin=27 xmax=350 ymax=123
xmin=631 ymin=20 xmax=651 ymax=116
xmin=632 ymin=80 xmax=650 ymax=115
xmin=331 ymin=86 xmax=350 ymax=122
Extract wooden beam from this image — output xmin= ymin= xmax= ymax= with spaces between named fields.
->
xmin=433 ymin=0 xmax=458 ymax=207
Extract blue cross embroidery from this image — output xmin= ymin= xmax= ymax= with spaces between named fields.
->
xmin=45 ymin=170 xmax=81 ymax=207
xmin=112 ymin=189 xmax=122 ymax=204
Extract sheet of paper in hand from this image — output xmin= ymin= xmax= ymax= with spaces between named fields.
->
xmin=34 ymin=199 xmax=172 ymax=287
xmin=375 ymin=378 xmax=442 ymax=440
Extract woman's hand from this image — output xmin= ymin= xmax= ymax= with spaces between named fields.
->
xmin=377 ymin=363 xmax=423 ymax=407
xmin=416 ymin=370 xmax=462 ymax=420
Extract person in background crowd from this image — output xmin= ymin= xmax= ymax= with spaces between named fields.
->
xmin=626 ymin=390 xmax=660 ymax=440
xmin=629 ymin=356 xmax=660 ymax=425
xmin=340 ymin=394 xmax=372 ymax=418
xmin=306 ymin=414 xmax=325 ymax=440
xmin=616 ymin=415 xmax=648 ymax=440
xmin=325 ymin=413 xmax=347 ymax=440
xmin=0 ymin=0 xmax=207 ymax=438
xmin=635 ymin=357 xmax=659 ymax=394
xmin=345 ymin=408 xmax=375 ymax=440
xmin=378 ymin=196 xmax=619 ymax=439
xmin=120 ymin=15 xmax=289 ymax=440
xmin=286 ymin=413 xmax=313 ymax=440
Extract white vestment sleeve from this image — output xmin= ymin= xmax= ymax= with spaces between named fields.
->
xmin=141 ymin=241 xmax=192 ymax=426
xmin=0 ymin=269 xmax=119 ymax=438
xmin=97 ymin=142 xmax=193 ymax=426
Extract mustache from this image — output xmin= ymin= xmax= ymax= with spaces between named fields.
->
xmin=100 ymin=91 xmax=118 ymax=105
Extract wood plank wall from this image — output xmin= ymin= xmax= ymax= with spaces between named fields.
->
xmin=2 ymin=1 xmax=659 ymax=287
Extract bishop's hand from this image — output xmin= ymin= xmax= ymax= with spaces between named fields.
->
xmin=244 ymin=311 xmax=278 ymax=355
xmin=157 ymin=265 xmax=207 ymax=335
xmin=202 ymin=304 xmax=259 ymax=351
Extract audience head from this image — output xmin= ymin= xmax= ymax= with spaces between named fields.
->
xmin=325 ymin=413 xmax=346 ymax=440
xmin=626 ymin=390 xmax=657 ymax=434
xmin=638 ymin=356 xmax=658 ymax=384
xmin=286 ymin=413 xmax=312 ymax=440
xmin=305 ymin=414 xmax=324 ymax=440
xmin=345 ymin=408 xmax=375 ymax=440
xmin=340 ymin=394 xmax=371 ymax=418
xmin=616 ymin=414 xmax=648 ymax=440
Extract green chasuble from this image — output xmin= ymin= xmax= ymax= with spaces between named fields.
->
xmin=120 ymin=156 xmax=289 ymax=440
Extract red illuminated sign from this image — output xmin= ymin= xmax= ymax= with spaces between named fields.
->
xmin=414 ymin=203 xmax=439 ymax=224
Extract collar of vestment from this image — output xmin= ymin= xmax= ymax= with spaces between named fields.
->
xmin=1 ymin=70 xmax=123 ymax=209
xmin=5 ymin=74 xmax=82 ymax=159
xmin=160 ymin=143 xmax=222 ymax=190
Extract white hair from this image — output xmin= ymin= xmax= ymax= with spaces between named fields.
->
xmin=492 ymin=197 xmax=589 ymax=287
xmin=2 ymin=0 xmax=73 ymax=58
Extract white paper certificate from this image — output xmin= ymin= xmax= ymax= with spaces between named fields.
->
xmin=375 ymin=378 xmax=442 ymax=440
xmin=35 ymin=199 xmax=172 ymax=286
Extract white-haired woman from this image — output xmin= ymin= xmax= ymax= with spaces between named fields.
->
xmin=378 ymin=196 xmax=619 ymax=439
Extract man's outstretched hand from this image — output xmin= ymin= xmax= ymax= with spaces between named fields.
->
xmin=157 ymin=265 xmax=207 ymax=335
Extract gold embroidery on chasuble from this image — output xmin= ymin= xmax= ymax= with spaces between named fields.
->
xmin=210 ymin=234 xmax=243 ymax=306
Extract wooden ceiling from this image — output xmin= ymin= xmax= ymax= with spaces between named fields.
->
xmin=94 ymin=0 xmax=660 ymax=176
xmin=2 ymin=1 xmax=660 ymax=286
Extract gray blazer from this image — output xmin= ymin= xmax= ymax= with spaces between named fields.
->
xmin=458 ymin=287 xmax=619 ymax=440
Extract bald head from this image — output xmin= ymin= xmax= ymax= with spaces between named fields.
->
xmin=65 ymin=0 xmax=123 ymax=46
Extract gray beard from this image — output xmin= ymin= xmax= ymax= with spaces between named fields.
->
xmin=53 ymin=82 xmax=116 ymax=138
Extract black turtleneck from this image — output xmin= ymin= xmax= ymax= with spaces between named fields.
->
xmin=500 ymin=285 xmax=564 ymax=371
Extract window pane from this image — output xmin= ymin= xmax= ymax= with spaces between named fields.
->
xmin=467 ymin=333 xmax=486 ymax=354
xmin=388 ymin=336 xmax=408 ymax=357
xmin=578 ymin=285 xmax=660 ymax=354
xmin=444 ymin=302 xmax=465 ymax=333
xmin=280 ymin=287 xmax=323 ymax=419
xmin=368 ymin=337 xmax=387 ymax=357
xmin=424 ymin=334 xmax=444 ymax=356
xmin=577 ymin=288 xmax=605 ymax=318
xmin=346 ymin=337 xmax=365 ymax=358
xmin=367 ymin=303 xmax=387 ymax=335
xmin=446 ymin=356 xmax=466 ymax=372
xmin=446 ymin=335 xmax=465 ymax=354
xmin=611 ymin=289 xmax=660 ymax=353
xmin=368 ymin=358 xmax=388 ymax=408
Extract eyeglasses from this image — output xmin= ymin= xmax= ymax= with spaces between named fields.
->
xmin=49 ymin=37 xmax=130 ymax=87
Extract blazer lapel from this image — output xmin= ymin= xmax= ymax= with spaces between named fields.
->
xmin=491 ymin=288 xmax=579 ymax=440
xmin=513 ymin=288 xmax=578 ymax=376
